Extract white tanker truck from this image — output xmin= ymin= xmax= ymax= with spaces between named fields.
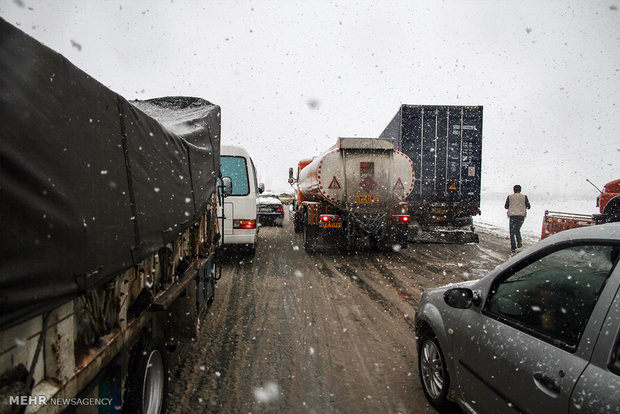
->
xmin=289 ymin=138 xmax=415 ymax=252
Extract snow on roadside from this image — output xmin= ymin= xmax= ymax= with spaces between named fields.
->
xmin=475 ymin=192 xmax=597 ymax=243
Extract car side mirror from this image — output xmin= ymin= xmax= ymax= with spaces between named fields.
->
xmin=258 ymin=183 xmax=265 ymax=194
xmin=444 ymin=288 xmax=475 ymax=309
xmin=221 ymin=176 xmax=233 ymax=197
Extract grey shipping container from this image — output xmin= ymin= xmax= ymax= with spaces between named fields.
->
xmin=380 ymin=105 xmax=482 ymax=230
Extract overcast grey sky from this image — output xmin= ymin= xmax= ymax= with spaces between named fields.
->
xmin=1 ymin=0 xmax=618 ymax=202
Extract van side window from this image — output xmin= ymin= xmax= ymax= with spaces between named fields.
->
xmin=221 ymin=156 xmax=250 ymax=196
xmin=250 ymin=158 xmax=258 ymax=191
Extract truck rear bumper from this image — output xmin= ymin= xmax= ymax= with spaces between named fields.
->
xmin=408 ymin=222 xmax=479 ymax=244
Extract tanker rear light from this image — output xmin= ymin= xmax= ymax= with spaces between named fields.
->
xmin=320 ymin=214 xmax=341 ymax=223
xmin=233 ymin=219 xmax=256 ymax=229
xmin=392 ymin=215 xmax=411 ymax=223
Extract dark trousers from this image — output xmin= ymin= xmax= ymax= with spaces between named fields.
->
xmin=509 ymin=216 xmax=525 ymax=250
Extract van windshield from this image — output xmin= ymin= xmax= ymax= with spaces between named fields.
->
xmin=221 ymin=156 xmax=250 ymax=196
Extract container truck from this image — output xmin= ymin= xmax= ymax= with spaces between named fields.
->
xmin=541 ymin=178 xmax=620 ymax=239
xmin=379 ymin=105 xmax=483 ymax=243
xmin=289 ymin=138 xmax=415 ymax=252
xmin=0 ymin=19 xmax=222 ymax=414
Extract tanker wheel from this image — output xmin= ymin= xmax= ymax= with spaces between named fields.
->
xmin=345 ymin=222 xmax=356 ymax=252
xmin=371 ymin=235 xmax=394 ymax=252
xmin=292 ymin=211 xmax=302 ymax=232
xmin=124 ymin=335 xmax=168 ymax=414
xmin=303 ymin=225 xmax=318 ymax=253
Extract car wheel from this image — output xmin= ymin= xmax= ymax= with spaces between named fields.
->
xmin=247 ymin=243 xmax=256 ymax=257
xmin=124 ymin=335 xmax=168 ymax=414
xmin=418 ymin=335 xmax=450 ymax=411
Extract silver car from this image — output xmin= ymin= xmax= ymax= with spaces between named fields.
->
xmin=415 ymin=222 xmax=620 ymax=413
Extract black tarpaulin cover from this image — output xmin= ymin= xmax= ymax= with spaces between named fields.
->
xmin=0 ymin=18 xmax=221 ymax=330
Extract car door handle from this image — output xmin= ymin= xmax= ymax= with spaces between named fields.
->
xmin=533 ymin=372 xmax=561 ymax=395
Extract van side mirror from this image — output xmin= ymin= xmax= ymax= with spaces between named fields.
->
xmin=222 ymin=176 xmax=233 ymax=197
xmin=288 ymin=167 xmax=295 ymax=184
xmin=258 ymin=183 xmax=265 ymax=194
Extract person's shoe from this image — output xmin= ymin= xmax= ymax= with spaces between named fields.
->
xmin=517 ymin=242 xmax=523 ymax=248
xmin=511 ymin=249 xmax=516 ymax=253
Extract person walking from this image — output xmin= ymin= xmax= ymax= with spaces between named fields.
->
xmin=505 ymin=185 xmax=531 ymax=252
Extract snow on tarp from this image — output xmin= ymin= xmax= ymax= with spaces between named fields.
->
xmin=0 ymin=18 xmax=221 ymax=330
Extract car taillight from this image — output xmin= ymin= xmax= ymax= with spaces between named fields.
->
xmin=277 ymin=205 xmax=284 ymax=213
xmin=320 ymin=214 xmax=341 ymax=222
xmin=392 ymin=215 xmax=411 ymax=223
xmin=233 ymin=219 xmax=256 ymax=229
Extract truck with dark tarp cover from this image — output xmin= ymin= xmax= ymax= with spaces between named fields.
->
xmin=0 ymin=18 xmax=222 ymax=414
xmin=380 ymin=105 xmax=483 ymax=243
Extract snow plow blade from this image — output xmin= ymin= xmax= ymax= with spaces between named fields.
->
xmin=541 ymin=210 xmax=598 ymax=239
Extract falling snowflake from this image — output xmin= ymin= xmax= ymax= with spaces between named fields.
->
xmin=253 ymin=381 xmax=279 ymax=403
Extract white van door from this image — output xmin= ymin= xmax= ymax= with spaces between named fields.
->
xmin=223 ymin=202 xmax=233 ymax=235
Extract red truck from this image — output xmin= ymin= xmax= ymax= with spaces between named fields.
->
xmin=541 ymin=178 xmax=620 ymax=238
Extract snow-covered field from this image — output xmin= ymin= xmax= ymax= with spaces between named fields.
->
xmin=474 ymin=192 xmax=598 ymax=242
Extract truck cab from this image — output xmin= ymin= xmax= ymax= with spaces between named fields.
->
xmin=598 ymin=178 xmax=620 ymax=220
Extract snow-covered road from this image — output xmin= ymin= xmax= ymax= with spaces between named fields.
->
xmin=167 ymin=214 xmax=521 ymax=413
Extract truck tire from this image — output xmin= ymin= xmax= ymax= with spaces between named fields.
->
xmin=603 ymin=198 xmax=620 ymax=222
xmin=293 ymin=212 xmax=303 ymax=233
xmin=303 ymin=225 xmax=318 ymax=253
xmin=124 ymin=335 xmax=168 ymax=414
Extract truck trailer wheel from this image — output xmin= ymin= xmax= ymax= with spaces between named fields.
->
xmin=124 ymin=335 xmax=168 ymax=414
xmin=303 ymin=226 xmax=319 ymax=253
xmin=293 ymin=212 xmax=303 ymax=233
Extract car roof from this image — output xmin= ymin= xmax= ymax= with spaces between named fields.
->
xmin=491 ymin=222 xmax=620 ymax=277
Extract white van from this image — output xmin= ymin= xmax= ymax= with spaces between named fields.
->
xmin=219 ymin=145 xmax=264 ymax=255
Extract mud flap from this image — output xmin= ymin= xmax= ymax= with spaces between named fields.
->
xmin=198 ymin=257 xmax=216 ymax=309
